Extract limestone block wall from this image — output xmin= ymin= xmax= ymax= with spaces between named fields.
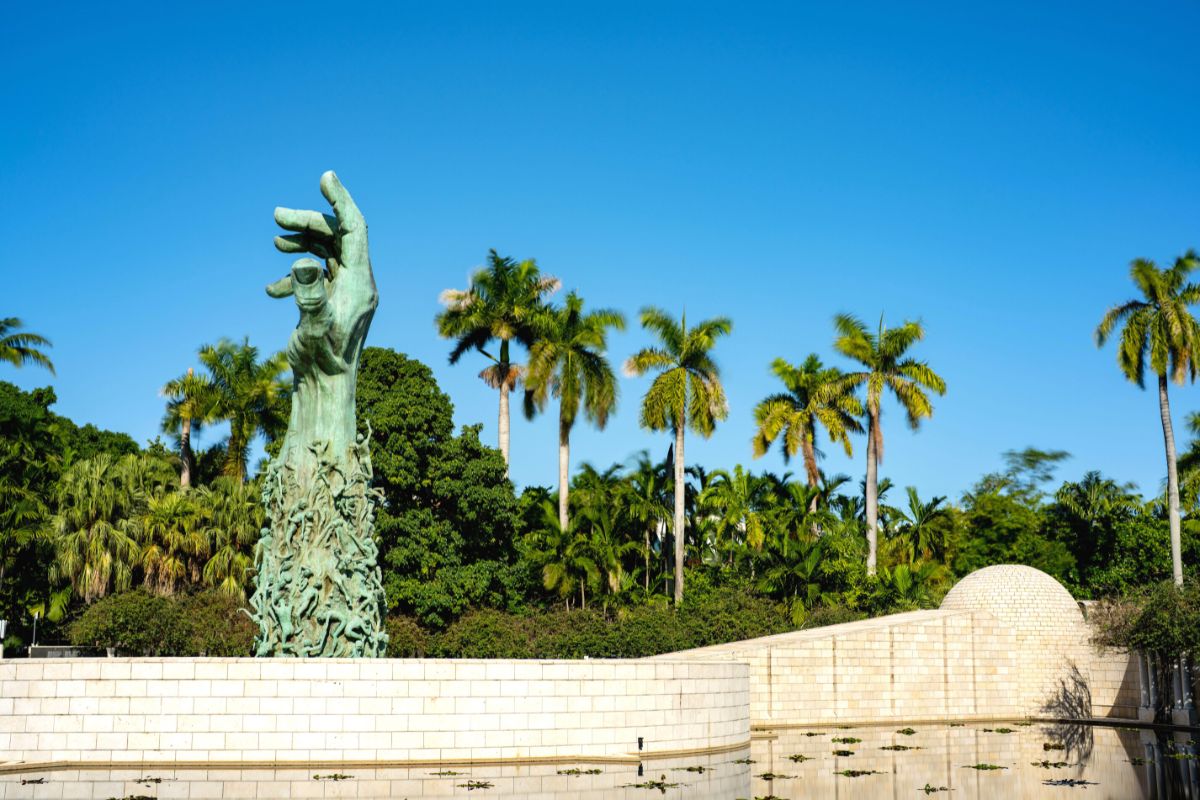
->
xmin=658 ymin=609 xmax=1023 ymax=724
xmin=1089 ymin=648 xmax=1143 ymax=719
xmin=0 ymin=658 xmax=749 ymax=768
xmin=661 ymin=577 xmax=1143 ymax=727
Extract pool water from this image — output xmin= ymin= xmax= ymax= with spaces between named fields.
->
xmin=3 ymin=721 xmax=1197 ymax=798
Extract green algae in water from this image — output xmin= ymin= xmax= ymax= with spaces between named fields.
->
xmin=1043 ymin=778 xmax=1098 ymax=787
xmin=832 ymin=736 xmax=862 ymax=743
xmin=313 ymin=774 xmax=353 ymax=781
xmin=881 ymin=744 xmax=921 ymax=751
xmin=896 ymin=727 xmax=918 ymax=735
xmin=788 ymin=753 xmax=812 ymax=762
xmin=1031 ymin=760 xmax=1069 ymax=768
xmin=965 ymin=763 xmax=1007 ymax=770
xmin=832 ymin=749 xmax=855 ymax=756
xmin=756 ymin=772 xmax=796 ymax=780
xmin=458 ymin=780 xmax=494 ymax=790
xmin=837 ymin=769 xmax=884 ymax=777
xmin=431 ymin=770 xmax=466 ymax=776
xmin=622 ymin=776 xmax=680 ymax=792
xmin=922 ymin=785 xmax=950 ymax=794
xmin=1043 ymin=742 xmax=1066 ymax=750
xmin=733 ymin=757 xmax=757 ymax=764
xmin=982 ymin=727 xmax=1015 ymax=734
xmin=557 ymin=768 xmax=603 ymax=776
xmin=804 ymin=731 xmax=827 ymax=737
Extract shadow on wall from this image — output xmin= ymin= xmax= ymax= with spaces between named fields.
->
xmin=1040 ymin=660 xmax=1095 ymax=764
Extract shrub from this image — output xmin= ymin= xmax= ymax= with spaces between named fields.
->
xmin=69 ymin=589 xmax=255 ymax=656
xmin=180 ymin=591 xmax=256 ymax=656
xmin=69 ymin=590 xmax=190 ymax=655
xmin=385 ymin=615 xmax=429 ymax=657
xmin=431 ymin=609 xmax=533 ymax=658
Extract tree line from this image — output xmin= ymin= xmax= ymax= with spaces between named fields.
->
xmin=0 ymin=247 xmax=1196 ymax=652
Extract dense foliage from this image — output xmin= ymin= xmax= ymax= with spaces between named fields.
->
xmin=68 ymin=589 xmax=255 ymax=656
xmin=5 ymin=245 xmax=1200 ymax=658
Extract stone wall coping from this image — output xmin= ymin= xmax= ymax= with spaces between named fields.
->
xmin=655 ymin=608 xmax=979 ymax=658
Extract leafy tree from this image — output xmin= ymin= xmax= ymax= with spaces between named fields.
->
xmin=356 ymin=347 xmax=525 ymax=627
xmin=523 ymin=291 xmax=625 ymax=531
xmin=1048 ymin=471 xmax=1140 ymax=587
xmin=0 ymin=317 xmax=54 ymax=373
xmin=752 ymin=355 xmax=863 ymax=494
xmin=196 ymin=338 xmax=290 ymax=483
xmin=953 ymin=481 xmax=1076 ymax=586
xmin=625 ymin=307 xmax=732 ymax=604
xmin=831 ymin=314 xmax=946 ymax=576
xmin=436 ymin=250 xmax=560 ymax=472
xmin=1096 ymin=251 xmax=1200 ymax=585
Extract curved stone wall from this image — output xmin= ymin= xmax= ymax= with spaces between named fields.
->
xmin=0 ymin=658 xmax=749 ymax=770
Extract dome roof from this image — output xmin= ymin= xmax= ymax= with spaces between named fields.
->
xmin=940 ymin=564 xmax=1083 ymax=631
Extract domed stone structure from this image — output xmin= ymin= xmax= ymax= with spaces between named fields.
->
xmin=940 ymin=563 xmax=1083 ymax=630
xmin=941 ymin=564 xmax=1089 ymax=711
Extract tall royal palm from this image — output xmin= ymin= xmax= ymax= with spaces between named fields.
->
xmin=437 ymin=250 xmax=560 ymax=473
xmin=160 ymin=367 xmax=214 ymax=489
xmin=1096 ymin=251 xmax=1200 ymax=585
xmin=832 ymin=314 xmax=946 ymax=576
xmin=524 ymin=291 xmax=625 ymax=531
xmin=0 ymin=317 xmax=54 ymax=373
xmin=625 ymin=308 xmax=732 ymax=603
xmin=753 ymin=355 xmax=863 ymax=502
xmin=198 ymin=339 xmax=290 ymax=483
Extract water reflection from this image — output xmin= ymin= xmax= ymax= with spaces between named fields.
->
xmin=2 ymin=722 xmax=1197 ymax=798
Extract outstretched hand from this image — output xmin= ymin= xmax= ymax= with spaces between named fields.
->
xmin=265 ymin=171 xmax=377 ymax=378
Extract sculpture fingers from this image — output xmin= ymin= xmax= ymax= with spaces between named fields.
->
xmin=265 ymin=275 xmax=294 ymax=298
xmin=274 ymin=234 xmax=332 ymax=260
xmin=289 ymin=258 xmax=346 ymax=375
xmin=274 ymin=207 xmax=340 ymax=238
xmin=319 ymin=171 xmax=369 ymax=269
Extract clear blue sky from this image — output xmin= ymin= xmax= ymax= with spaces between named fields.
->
xmin=5 ymin=2 xmax=1199 ymax=501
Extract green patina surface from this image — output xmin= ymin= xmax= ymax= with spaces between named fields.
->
xmin=248 ymin=171 xmax=388 ymax=657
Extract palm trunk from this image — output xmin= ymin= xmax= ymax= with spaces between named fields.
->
xmin=801 ymin=435 xmax=820 ymax=519
xmin=558 ymin=416 xmax=570 ymax=532
xmin=673 ymin=424 xmax=686 ymax=604
xmin=180 ymin=417 xmax=193 ymax=490
xmin=498 ymin=381 xmax=510 ymax=476
xmin=644 ymin=525 xmax=651 ymax=593
xmin=1159 ymin=376 xmax=1184 ymax=586
xmin=865 ymin=409 xmax=880 ymax=577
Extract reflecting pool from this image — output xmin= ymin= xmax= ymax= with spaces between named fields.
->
xmin=3 ymin=721 xmax=1198 ymax=798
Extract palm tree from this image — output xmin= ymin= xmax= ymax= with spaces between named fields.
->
xmin=752 ymin=356 xmax=863 ymax=501
xmin=437 ymin=250 xmax=560 ymax=473
xmin=831 ymin=314 xmax=947 ymax=576
xmin=48 ymin=454 xmax=171 ymax=602
xmin=198 ymin=339 xmax=290 ymax=483
xmin=535 ymin=502 xmax=600 ymax=610
xmin=620 ymin=451 xmax=672 ymax=594
xmin=0 ymin=317 xmax=54 ymax=373
xmin=625 ymin=307 xmax=732 ymax=603
xmin=1096 ymin=251 xmax=1200 ymax=585
xmin=139 ymin=490 xmax=208 ymax=596
xmin=524 ymin=291 xmax=625 ymax=530
xmin=701 ymin=465 xmax=771 ymax=557
xmin=895 ymin=486 xmax=948 ymax=563
xmin=161 ymin=367 xmax=214 ymax=489
xmin=201 ymin=477 xmax=264 ymax=600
